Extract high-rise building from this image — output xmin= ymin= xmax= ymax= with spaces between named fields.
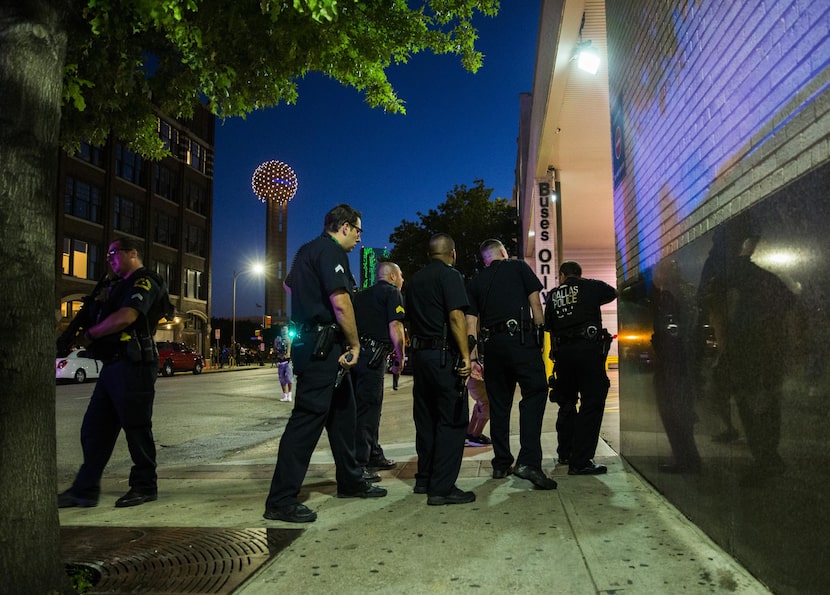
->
xmin=55 ymin=107 xmax=215 ymax=355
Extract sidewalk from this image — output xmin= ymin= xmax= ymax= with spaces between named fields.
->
xmin=59 ymin=370 xmax=771 ymax=594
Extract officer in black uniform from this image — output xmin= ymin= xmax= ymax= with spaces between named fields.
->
xmin=352 ymin=261 xmax=406 ymax=481
xmin=467 ymin=239 xmax=556 ymax=489
xmin=58 ymin=237 xmax=171 ymax=508
xmin=405 ymin=233 xmax=474 ymax=505
xmin=545 ymin=260 xmax=618 ymax=475
xmin=264 ymin=204 xmax=386 ymax=524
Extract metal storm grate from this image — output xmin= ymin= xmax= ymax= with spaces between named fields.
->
xmin=61 ymin=527 xmax=301 ymax=594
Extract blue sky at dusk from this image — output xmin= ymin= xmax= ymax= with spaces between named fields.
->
xmin=211 ymin=3 xmax=541 ymax=318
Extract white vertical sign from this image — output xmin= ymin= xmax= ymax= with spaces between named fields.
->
xmin=535 ymin=180 xmax=556 ymax=301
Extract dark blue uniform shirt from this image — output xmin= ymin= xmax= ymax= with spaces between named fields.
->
xmin=545 ymin=276 xmax=617 ymax=336
xmin=286 ymin=234 xmax=354 ymax=326
xmin=467 ymin=259 xmax=543 ymax=327
xmin=405 ymin=259 xmax=468 ymax=342
xmin=354 ymin=280 xmax=405 ymax=341
xmin=90 ymin=267 xmax=164 ymax=358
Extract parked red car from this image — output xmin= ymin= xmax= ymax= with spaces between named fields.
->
xmin=156 ymin=341 xmax=204 ymax=376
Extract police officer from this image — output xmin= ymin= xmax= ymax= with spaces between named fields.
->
xmin=545 ymin=261 xmax=618 ymax=475
xmin=352 ymin=261 xmax=406 ymax=481
xmin=467 ymin=239 xmax=556 ymax=489
xmin=264 ymin=204 xmax=386 ymax=524
xmin=58 ymin=237 xmax=171 ymax=508
xmin=405 ymin=233 xmax=474 ymax=505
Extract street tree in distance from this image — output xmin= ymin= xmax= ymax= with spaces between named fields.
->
xmin=388 ymin=179 xmax=517 ymax=282
xmin=0 ymin=1 xmax=499 ymax=591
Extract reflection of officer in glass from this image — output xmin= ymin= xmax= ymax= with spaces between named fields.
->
xmin=651 ymin=260 xmax=701 ymax=473
xmin=467 ymin=239 xmax=556 ymax=489
xmin=264 ymin=204 xmax=386 ymax=524
xmin=352 ymin=261 xmax=406 ymax=480
xmin=406 ymin=233 xmax=474 ymax=505
xmin=545 ymin=261 xmax=617 ymax=475
xmin=712 ymin=232 xmax=792 ymax=485
xmin=58 ymin=237 xmax=169 ymax=508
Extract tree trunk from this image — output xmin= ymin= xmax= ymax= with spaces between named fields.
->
xmin=0 ymin=1 xmax=70 ymax=592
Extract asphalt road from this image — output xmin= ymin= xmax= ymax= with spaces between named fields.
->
xmin=55 ymin=367 xmax=287 ymax=486
xmin=55 ymin=364 xmax=618 ymax=486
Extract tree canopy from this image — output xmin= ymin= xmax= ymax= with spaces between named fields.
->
xmin=62 ymin=0 xmax=499 ymax=157
xmin=388 ymin=179 xmax=517 ymax=281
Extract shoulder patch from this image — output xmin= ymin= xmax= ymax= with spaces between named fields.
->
xmin=133 ymin=277 xmax=152 ymax=292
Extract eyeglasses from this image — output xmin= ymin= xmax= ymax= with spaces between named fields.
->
xmin=350 ymin=223 xmax=363 ymax=235
xmin=106 ymin=248 xmax=128 ymax=258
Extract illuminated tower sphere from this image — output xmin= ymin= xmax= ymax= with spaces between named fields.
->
xmin=252 ymin=160 xmax=298 ymax=324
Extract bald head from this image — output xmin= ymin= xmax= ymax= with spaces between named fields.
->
xmin=428 ymin=233 xmax=456 ymax=264
xmin=378 ymin=261 xmax=404 ymax=289
xmin=478 ymin=239 xmax=508 ymax=266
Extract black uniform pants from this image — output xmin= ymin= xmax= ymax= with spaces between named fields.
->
xmin=412 ymin=349 xmax=468 ymax=497
xmin=481 ymin=333 xmax=548 ymax=470
xmin=72 ymin=358 xmax=158 ymax=498
xmin=353 ymin=348 xmax=386 ymax=466
xmin=553 ymin=340 xmax=610 ymax=468
xmin=266 ymin=335 xmax=363 ymax=509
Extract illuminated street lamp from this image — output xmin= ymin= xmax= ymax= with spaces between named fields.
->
xmin=232 ymin=263 xmax=265 ymax=349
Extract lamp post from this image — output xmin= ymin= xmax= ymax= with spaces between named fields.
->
xmin=231 ymin=263 xmax=265 ymax=351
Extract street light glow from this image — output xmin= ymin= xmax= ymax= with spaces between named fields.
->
xmin=232 ymin=264 xmax=266 ymax=349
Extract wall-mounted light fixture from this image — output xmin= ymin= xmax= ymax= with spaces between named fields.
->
xmin=574 ymin=40 xmax=600 ymax=75
xmin=573 ymin=12 xmax=600 ymax=75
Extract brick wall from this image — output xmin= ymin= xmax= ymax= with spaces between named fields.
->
xmin=607 ymin=0 xmax=830 ymax=280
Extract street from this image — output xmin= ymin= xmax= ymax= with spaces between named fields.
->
xmin=55 ymin=367 xmax=290 ymax=486
xmin=56 ymin=365 xmax=618 ymax=487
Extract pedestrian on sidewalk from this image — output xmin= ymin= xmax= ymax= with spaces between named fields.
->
xmin=276 ymin=350 xmax=293 ymax=402
xmin=464 ymin=360 xmax=491 ymax=447
xmin=263 ymin=204 xmax=386 ymax=524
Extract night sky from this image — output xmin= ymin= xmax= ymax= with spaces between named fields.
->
xmin=210 ymin=3 xmax=541 ymax=318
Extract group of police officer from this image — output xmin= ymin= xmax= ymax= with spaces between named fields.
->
xmin=57 ymin=203 xmax=617 ymax=522
xmin=263 ymin=204 xmax=617 ymax=518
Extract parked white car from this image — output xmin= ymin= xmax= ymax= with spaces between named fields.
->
xmin=56 ymin=349 xmax=103 ymax=383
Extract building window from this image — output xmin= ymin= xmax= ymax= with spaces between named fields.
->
xmin=62 ymin=238 xmax=101 ymax=280
xmin=62 ymin=300 xmax=84 ymax=320
xmin=158 ymin=119 xmax=179 ymax=153
xmin=184 ymin=268 xmax=205 ymax=300
xmin=64 ymin=177 xmax=103 ymax=223
xmin=113 ymin=195 xmax=145 ymax=236
xmin=115 ymin=143 xmax=145 ymax=186
xmin=154 ymin=261 xmax=177 ymax=295
xmin=154 ymin=164 xmax=179 ymax=202
xmin=184 ymin=181 xmax=208 ymax=215
xmin=154 ymin=212 xmax=178 ymax=247
xmin=75 ymin=142 xmax=104 ymax=167
xmin=187 ymin=139 xmax=206 ymax=173
xmin=185 ymin=224 xmax=206 ymax=257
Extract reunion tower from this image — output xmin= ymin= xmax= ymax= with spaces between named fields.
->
xmin=251 ymin=160 xmax=298 ymax=325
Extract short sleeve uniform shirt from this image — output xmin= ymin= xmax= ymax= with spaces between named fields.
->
xmin=405 ymin=259 xmax=468 ymax=340
xmin=467 ymin=259 xmax=543 ymax=327
xmin=286 ymin=234 xmax=354 ymax=325
xmin=354 ymin=280 xmax=405 ymax=341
